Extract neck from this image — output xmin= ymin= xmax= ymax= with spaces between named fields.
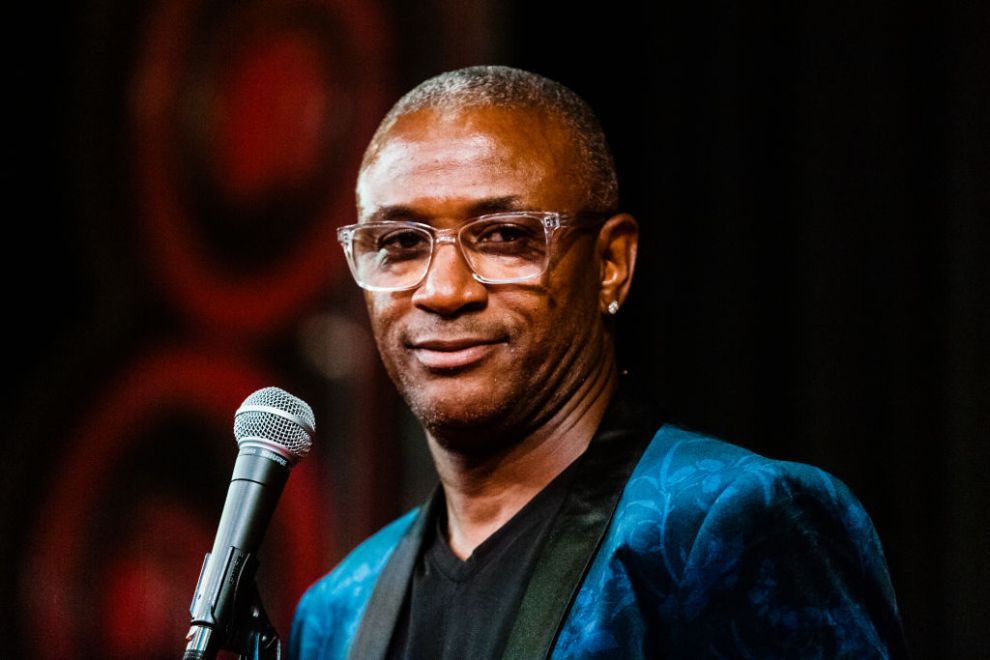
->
xmin=426 ymin=355 xmax=618 ymax=560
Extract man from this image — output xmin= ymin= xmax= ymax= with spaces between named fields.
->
xmin=289 ymin=66 xmax=906 ymax=658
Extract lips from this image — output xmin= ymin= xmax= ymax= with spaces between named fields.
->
xmin=407 ymin=337 xmax=504 ymax=370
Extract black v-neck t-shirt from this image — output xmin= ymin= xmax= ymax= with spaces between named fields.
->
xmin=382 ymin=381 xmax=660 ymax=660
xmin=384 ymin=457 xmax=583 ymax=660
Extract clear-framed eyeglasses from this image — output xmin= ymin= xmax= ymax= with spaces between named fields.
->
xmin=336 ymin=211 xmax=606 ymax=292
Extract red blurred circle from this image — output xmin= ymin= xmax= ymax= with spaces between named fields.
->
xmin=213 ymin=32 xmax=331 ymax=202
xmin=132 ymin=0 xmax=390 ymax=336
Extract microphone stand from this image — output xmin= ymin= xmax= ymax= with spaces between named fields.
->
xmin=229 ymin=581 xmax=281 ymax=660
xmin=184 ymin=571 xmax=281 ymax=660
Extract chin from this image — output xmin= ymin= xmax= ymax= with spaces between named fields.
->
xmin=424 ymin=414 xmax=527 ymax=457
xmin=401 ymin=370 xmax=501 ymax=416
xmin=409 ymin=394 xmax=501 ymax=431
xmin=404 ymin=386 xmax=522 ymax=452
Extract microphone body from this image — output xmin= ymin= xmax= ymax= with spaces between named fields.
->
xmin=184 ymin=388 xmax=315 ymax=660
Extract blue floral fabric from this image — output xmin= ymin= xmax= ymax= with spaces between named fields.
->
xmin=288 ymin=425 xmax=905 ymax=659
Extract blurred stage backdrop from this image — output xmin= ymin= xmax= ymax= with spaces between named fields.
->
xmin=2 ymin=0 xmax=987 ymax=657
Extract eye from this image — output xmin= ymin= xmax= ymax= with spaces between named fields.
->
xmin=377 ymin=228 xmax=429 ymax=251
xmin=473 ymin=220 xmax=539 ymax=244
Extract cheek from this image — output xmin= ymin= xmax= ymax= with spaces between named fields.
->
xmin=364 ymin=295 xmax=404 ymax=355
xmin=514 ymin=292 xmax=587 ymax=360
xmin=546 ymin=262 xmax=602 ymax=325
xmin=365 ymin=291 xmax=400 ymax=324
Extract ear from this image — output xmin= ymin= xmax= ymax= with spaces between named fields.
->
xmin=596 ymin=213 xmax=639 ymax=315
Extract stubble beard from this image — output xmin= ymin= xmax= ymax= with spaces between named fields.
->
xmin=387 ymin=331 xmax=603 ymax=460
xmin=394 ymin=364 xmax=538 ymax=457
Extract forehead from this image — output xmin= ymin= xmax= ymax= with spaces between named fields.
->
xmin=356 ymin=106 xmax=588 ymax=219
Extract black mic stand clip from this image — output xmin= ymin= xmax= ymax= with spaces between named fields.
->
xmin=183 ymin=552 xmax=281 ymax=660
xmin=229 ymin=580 xmax=281 ymax=660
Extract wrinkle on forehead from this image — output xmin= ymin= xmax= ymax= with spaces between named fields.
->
xmin=356 ymin=107 xmax=586 ymax=217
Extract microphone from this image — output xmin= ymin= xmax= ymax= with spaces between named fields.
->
xmin=183 ymin=387 xmax=315 ymax=660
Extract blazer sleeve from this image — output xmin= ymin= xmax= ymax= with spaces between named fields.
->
xmin=671 ymin=462 xmax=908 ymax=659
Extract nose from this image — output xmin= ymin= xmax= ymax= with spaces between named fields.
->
xmin=411 ymin=239 xmax=488 ymax=316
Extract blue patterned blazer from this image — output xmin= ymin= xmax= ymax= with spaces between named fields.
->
xmin=288 ymin=412 xmax=906 ymax=659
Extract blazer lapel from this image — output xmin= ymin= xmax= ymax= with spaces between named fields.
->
xmin=501 ymin=402 xmax=657 ymax=660
xmin=345 ymin=487 xmax=442 ymax=660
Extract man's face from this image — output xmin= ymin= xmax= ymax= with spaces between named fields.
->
xmin=356 ymin=106 xmax=610 ymax=448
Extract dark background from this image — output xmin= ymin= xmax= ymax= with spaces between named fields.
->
xmin=3 ymin=0 xmax=987 ymax=657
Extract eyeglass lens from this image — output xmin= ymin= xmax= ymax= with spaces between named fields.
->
xmin=349 ymin=215 xmax=549 ymax=289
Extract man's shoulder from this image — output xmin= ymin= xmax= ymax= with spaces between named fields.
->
xmin=588 ymin=424 xmax=892 ymax=600
xmin=289 ymin=507 xmax=419 ymax=659
xmin=615 ymin=424 xmax=873 ymax=554
xmin=632 ymin=423 xmax=856 ymax=507
xmin=564 ymin=428 xmax=905 ymax=657
xmin=298 ymin=508 xmax=419 ymax=611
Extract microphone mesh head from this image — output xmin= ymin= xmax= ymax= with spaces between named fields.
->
xmin=233 ymin=387 xmax=316 ymax=460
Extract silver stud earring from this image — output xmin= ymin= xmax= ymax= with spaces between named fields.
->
xmin=607 ymin=301 xmax=620 ymax=315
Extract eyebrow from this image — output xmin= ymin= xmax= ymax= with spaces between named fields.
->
xmin=366 ymin=196 xmax=525 ymax=223
xmin=468 ymin=196 xmax=525 ymax=216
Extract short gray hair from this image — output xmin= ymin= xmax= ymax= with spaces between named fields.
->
xmin=361 ymin=65 xmax=619 ymax=213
